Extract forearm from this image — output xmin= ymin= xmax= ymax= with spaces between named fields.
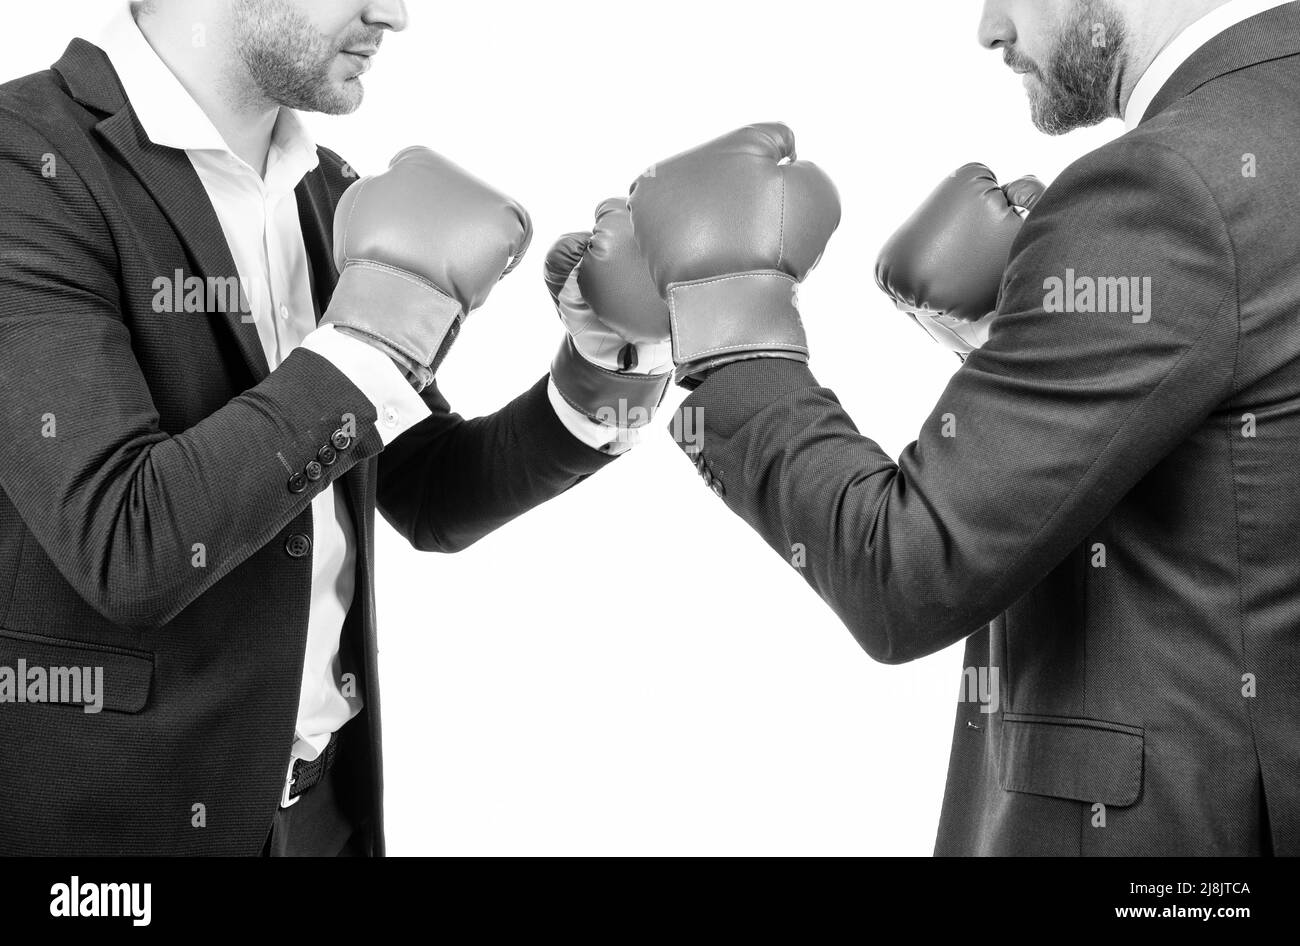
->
xmin=0 ymin=345 xmax=381 ymax=629
xmin=377 ymin=374 xmax=616 ymax=553
xmin=680 ymin=360 xmax=983 ymax=663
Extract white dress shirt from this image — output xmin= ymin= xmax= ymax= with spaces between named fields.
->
xmin=93 ymin=3 xmax=631 ymax=804
xmin=1125 ymin=0 xmax=1294 ymax=129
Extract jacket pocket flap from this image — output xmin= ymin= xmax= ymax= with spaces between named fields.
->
xmin=1000 ymin=713 xmax=1144 ymax=807
xmin=0 ymin=629 xmax=153 ymax=714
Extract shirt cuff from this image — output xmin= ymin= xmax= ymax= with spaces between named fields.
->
xmin=546 ymin=377 xmax=647 ymax=456
xmin=300 ymin=325 xmax=432 ymax=446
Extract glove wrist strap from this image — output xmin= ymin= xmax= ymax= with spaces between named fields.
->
xmin=550 ymin=335 xmax=671 ymax=428
xmin=668 ymin=271 xmax=809 ymax=386
xmin=324 ymin=261 xmax=466 ymax=386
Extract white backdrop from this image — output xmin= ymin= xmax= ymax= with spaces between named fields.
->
xmin=14 ymin=0 xmax=1121 ymax=855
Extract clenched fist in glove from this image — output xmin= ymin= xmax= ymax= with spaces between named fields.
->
xmin=875 ymin=163 xmax=1045 ymax=358
xmin=323 ymin=147 xmax=533 ymax=392
xmin=627 ymin=123 xmax=841 ymax=388
xmin=544 ymin=199 xmax=673 ymax=432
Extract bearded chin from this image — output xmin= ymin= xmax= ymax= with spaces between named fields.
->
xmin=1029 ymin=1 xmax=1126 ymax=135
xmin=233 ymin=0 xmax=364 ymax=115
xmin=1028 ymin=82 xmax=1063 ymax=136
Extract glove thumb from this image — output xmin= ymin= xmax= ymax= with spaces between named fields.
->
xmin=543 ymin=232 xmax=592 ymax=308
xmin=1003 ymin=175 xmax=1047 ymax=213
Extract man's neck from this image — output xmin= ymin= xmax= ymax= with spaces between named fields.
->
xmin=1115 ymin=0 xmax=1235 ymax=117
xmin=132 ymin=7 xmax=278 ymax=176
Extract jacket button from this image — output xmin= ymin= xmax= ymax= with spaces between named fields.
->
xmin=331 ymin=429 xmax=353 ymax=451
xmin=317 ymin=445 xmax=339 ymax=467
xmin=285 ymin=533 xmax=312 ymax=559
xmin=711 ymin=479 xmax=726 ymax=498
xmin=287 ymin=473 xmax=308 ymax=494
xmin=304 ymin=460 xmax=324 ymax=482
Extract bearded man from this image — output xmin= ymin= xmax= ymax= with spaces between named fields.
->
xmin=0 ymin=0 xmax=673 ymax=856
xmin=637 ymin=0 xmax=1300 ymax=855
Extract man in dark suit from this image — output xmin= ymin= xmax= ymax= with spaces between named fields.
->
xmin=641 ymin=0 xmax=1300 ymax=854
xmin=0 ymin=0 xmax=671 ymax=856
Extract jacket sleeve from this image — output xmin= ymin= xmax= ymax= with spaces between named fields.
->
xmin=676 ymin=138 xmax=1239 ymax=664
xmin=0 ymin=114 xmax=384 ymax=630
xmin=375 ymin=376 xmax=616 ymax=553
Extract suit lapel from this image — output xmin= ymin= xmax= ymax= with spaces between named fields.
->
xmin=295 ymin=171 xmax=374 ymax=561
xmin=1144 ymin=1 xmax=1300 ymax=123
xmin=297 ymin=170 xmax=341 ymax=320
xmin=53 ymin=39 xmax=271 ymax=384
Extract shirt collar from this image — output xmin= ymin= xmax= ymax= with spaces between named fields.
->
xmin=93 ymin=2 xmax=319 ymax=182
xmin=1124 ymin=0 xmax=1295 ymax=129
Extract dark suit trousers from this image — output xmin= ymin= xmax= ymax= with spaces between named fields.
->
xmin=261 ymin=727 xmax=367 ymax=857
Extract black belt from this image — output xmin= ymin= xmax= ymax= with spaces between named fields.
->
xmin=287 ymin=729 xmax=342 ymax=802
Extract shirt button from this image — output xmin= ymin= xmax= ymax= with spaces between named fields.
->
xmin=331 ymin=429 xmax=354 ymax=452
xmin=279 ymin=304 xmax=290 ymax=321
xmin=317 ymin=445 xmax=339 ymax=467
xmin=287 ymin=473 xmax=308 ymax=494
xmin=285 ymin=533 xmax=312 ymax=559
xmin=381 ymin=405 xmax=399 ymax=429
xmin=304 ymin=460 xmax=324 ymax=482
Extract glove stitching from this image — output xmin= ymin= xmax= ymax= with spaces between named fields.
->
xmin=552 ymin=384 xmax=610 ymax=425
xmin=668 ymin=272 xmax=803 ymax=356
xmin=552 ymin=374 xmax=671 ymax=426
xmin=571 ymin=361 xmax=675 ymax=384
xmin=332 ymin=260 xmax=460 ymax=364
xmin=555 ymin=392 xmax=656 ymax=428
xmin=777 ymin=170 xmax=787 ymax=269
xmin=673 ymin=272 xmax=798 ymax=290
xmin=328 ymin=319 xmax=450 ymax=362
xmin=344 ymin=259 xmax=459 ymax=306
xmin=688 ymin=344 xmax=811 ymax=357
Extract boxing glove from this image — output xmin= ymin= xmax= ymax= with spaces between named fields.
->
xmin=544 ymin=198 xmax=673 ymax=430
xmin=875 ymin=164 xmax=1045 ymax=357
xmin=627 ymin=123 xmax=841 ymax=388
xmin=324 ymin=147 xmax=533 ymax=392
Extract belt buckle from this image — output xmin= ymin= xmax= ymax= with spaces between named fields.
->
xmin=280 ymin=756 xmax=302 ymax=809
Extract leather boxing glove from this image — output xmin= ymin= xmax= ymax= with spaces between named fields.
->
xmin=627 ymin=123 xmax=841 ymax=388
xmin=875 ymin=164 xmax=1045 ymax=358
xmin=324 ymin=147 xmax=533 ymax=392
xmin=544 ymin=198 xmax=673 ymax=431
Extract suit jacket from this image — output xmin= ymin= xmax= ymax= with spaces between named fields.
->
xmin=0 ymin=39 xmax=614 ymax=856
xmin=677 ymin=3 xmax=1300 ymax=855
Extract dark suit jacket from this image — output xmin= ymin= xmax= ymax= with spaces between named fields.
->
xmin=0 ymin=39 xmax=613 ymax=855
xmin=677 ymin=3 xmax=1300 ymax=855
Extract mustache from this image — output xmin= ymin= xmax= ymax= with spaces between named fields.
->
xmin=1004 ymin=49 xmax=1043 ymax=79
xmin=335 ymin=28 xmax=386 ymax=53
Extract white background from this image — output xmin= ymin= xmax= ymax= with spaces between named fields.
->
xmin=14 ymin=0 xmax=1121 ymax=855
